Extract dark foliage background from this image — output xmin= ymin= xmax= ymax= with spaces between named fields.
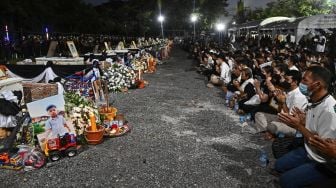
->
xmin=0 ymin=0 xmax=228 ymax=36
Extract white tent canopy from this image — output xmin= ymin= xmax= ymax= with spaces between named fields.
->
xmin=296 ymin=14 xmax=336 ymax=43
xmin=259 ymin=17 xmax=293 ymax=26
xmin=229 ymin=14 xmax=336 ymax=44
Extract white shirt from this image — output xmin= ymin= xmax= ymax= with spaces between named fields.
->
xmin=289 ymin=65 xmax=299 ymax=71
xmin=286 ymin=87 xmax=308 ymax=114
xmin=207 ymin=57 xmax=214 ymax=69
xmin=45 ymin=115 xmax=68 ymax=138
xmin=316 ymin=35 xmax=326 ymax=53
xmin=227 ymin=58 xmax=234 ymax=71
xmin=220 ymin=62 xmax=231 ymax=84
xmin=207 ymin=57 xmax=214 ymax=65
xmin=305 ymin=95 xmax=336 ymax=163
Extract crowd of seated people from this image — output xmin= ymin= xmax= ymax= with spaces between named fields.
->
xmin=187 ymin=36 xmax=336 ymax=187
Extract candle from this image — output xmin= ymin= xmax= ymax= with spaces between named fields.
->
xmin=138 ymin=69 xmax=141 ymax=81
xmin=89 ymin=113 xmax=97 ymax=131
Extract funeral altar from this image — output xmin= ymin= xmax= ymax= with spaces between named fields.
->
xmin=35 ymin=41 xmax=84 ymax=65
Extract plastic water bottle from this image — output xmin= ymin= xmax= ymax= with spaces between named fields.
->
xmin=234 ymin=102 xmax=239 ymax=112
xmin=22 ymin=116 xmax=31 ymax=127
xmin=245 ymin=113 xmax=251 ymax=121
xmin=239 ymin=115 xmax=246 ymax=123
xmin=225 ymin=99 xmax=229 ymax=107
xmin=295 ymin=131 xmax=303 ymax=138
xmin=259 ymin=150 xmax=269 ymax=168
xmin=277 ymin=132 xmax=285 ymax=138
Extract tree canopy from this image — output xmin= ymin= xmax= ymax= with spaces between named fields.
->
xmin=246 ymin=0 xmax=336 ymax=22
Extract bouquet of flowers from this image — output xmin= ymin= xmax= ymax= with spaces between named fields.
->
xmin=64 ymin=92 xmax=99 ymax=137
xmin=102 ymin=63 xmax=136 ymax=92
xmin=131 ymin=59 xmax=147 ymax=71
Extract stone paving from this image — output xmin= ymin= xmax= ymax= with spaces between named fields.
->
xmin=0 ymin=48 xmax=277 ymax=187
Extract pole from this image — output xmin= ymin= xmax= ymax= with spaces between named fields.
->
xmin=193 ymin=22 xmax=196 ymax=40
xmin=161 ymin=21 xmax=164 ymax=39
xmin=5 ymin=25 xmax=9 ymax=41
xmin=193 ymin=0 xmax=196 ymax=40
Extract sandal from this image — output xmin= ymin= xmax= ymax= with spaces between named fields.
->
xmin=264 ymin=131 xmax=275 ymax=141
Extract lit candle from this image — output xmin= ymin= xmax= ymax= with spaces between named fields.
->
xmin=45 ymin=27 xmax=49 ymax=40
xmin=89 ymin=113 xmax=97 ymax=131
xmin=5 ymin=25 xmax=9 ymax=41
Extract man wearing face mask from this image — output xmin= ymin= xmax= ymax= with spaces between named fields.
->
xmin=275 ymin=66 xmax=336 ymax=187
xmin=208 ymin=53 xmax=231 ymax=88
xmin=267 ymin=70 xmax=307 ymax=135
xmin=254 ymin=70 xmax=307 ymax=136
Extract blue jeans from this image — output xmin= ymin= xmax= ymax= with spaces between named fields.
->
xmin=274 ymin=147 xmax=328 ymax=188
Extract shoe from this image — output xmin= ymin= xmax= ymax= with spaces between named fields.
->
xmin=267 ymin=168 xmax=281 ymax=177
xmin=237 ymin=109 xmax=245 ymax=115
xmin=207 ymin=83 xmax=214 ymax=88
xmin=264 ymin=131 xmax=276 ymax=141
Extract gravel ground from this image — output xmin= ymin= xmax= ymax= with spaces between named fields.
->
xmin=0 ymin=48 xmax=277 ymax=187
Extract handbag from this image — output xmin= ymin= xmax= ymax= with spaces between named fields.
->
xmin=272 ymin=137 xmax=304 ymax=159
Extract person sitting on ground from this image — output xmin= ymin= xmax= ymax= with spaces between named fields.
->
xmin=297 ymin=57 xmax=308 ymax=72
xmin=207 ymin=53 xmax=231 ymax=88
xmin=308 ymin=135 xmax=336 ymax=187
xmin=274 ymin=66 xmax=336 ymax=187
xmin=266 ymin=63 xmax=289 ymax=92
xmin=200 ymin=51 xmax=217 ymax=81
xmin=233 ymin=67 xmax=255 ymax=114
xmin=287 ymin=55 xmax=300 ymax=71
xmin=200 ymin=51 xmax=212 ymax=68
xmin=223 ymin=63 xmax=242 ymax=107
xmin=225 ymin=52 xmax=235 ymax=71
xmin=247 ymin=66 xmax=276 ymax=121
xmin=254 ymin=70 xmax=308 ymax=138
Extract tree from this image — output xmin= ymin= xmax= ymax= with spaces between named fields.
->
xmin=198 ymin=0 xmax=229 ymax=30
xmin=247 ymin=0 xmax=336 ymax=21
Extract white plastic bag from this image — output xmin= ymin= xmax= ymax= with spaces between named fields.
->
xmin=244 ymin=94 xmax=261 ymax=106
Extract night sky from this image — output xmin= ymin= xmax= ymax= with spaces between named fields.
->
xmin=84 ymin=0 xmax=276 ymax=11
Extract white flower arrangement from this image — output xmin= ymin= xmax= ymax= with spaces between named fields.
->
xmin=102 ymin=63 xmax=136 ymax=92
xmin=64 ymin=92 xmax=99 ymax=136
xmin=131 ymin=59 xmax=148 ymax=71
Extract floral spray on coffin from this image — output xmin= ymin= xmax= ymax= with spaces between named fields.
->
xmin=131 ymin=59 xmax=147 ymax=89
xmin=102 ymin=63 xmax=136 ymax=93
